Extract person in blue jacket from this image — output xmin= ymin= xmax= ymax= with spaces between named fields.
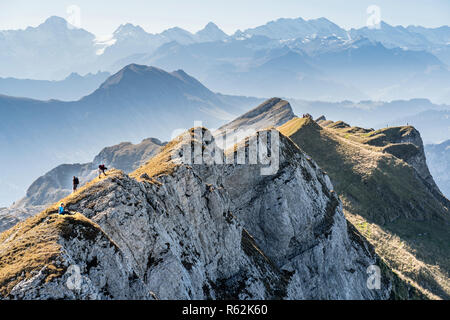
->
xmin=59 ymin=203 xmax=66 ymax=215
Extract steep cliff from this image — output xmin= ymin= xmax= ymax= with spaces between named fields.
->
xmin=0 ymin=127 xmax=400 ymax=300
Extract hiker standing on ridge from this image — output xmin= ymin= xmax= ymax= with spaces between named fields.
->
xmin=98 ymin=164 xmax=107 ymax=177
xmin=72 ymin=176 xmax=79 ymax=192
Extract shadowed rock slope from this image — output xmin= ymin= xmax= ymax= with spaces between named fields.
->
xmin=0 ymin=128 xmax=414 ymax=300
xmin=279 ymin=117 xmax=450 ymax=299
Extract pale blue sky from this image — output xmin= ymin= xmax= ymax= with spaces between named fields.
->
xmin=0 ymin=0 xmax=449 ymax=36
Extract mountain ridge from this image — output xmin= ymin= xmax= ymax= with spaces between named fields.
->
xmin=1 ymin=15 xmax=449 ymax=80
xmin=279 ymin=117 xmax=450 ymax=298
xmin=0 ymin=126 xmax=414 ymax=299
xmin=0 ymin=64 xmax=262 ymax=206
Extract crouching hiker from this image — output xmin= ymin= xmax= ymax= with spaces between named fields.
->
xmin=59 ymin=203 xmax=69 ymax=215
xmin=98 ymin=164 xmax=107 ymax=177
xmin=72 ymin=176 xmax=79 ymax=192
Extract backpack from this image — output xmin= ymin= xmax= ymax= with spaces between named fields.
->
xmin=74 ymin=177 xmax=79 ymax=185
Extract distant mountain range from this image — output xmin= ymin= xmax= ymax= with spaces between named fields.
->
xmin=0 ymin=64 xmax=262 ymax=206
xmin=135 ymin=36 xmax=449 ymax=102
xmin=289 ymin=99 xmax=450 ymax=145
xmin=0 ymin=16 xmax=233 ymax=80
xmin=0 ymin=16 xmax=98 ymax=79
xmin=1 ymin=16 xmax=449 ymax=103
xmin=0 ymin=71 xmax=110 ymax=101
xmin=1 ymin=14 xmax=449 ymax=301
xmin=425 ymin=140 xmax=450 ymax=198
xmin=349 ymin=22 xmax=450 ymax=65
xmin=1 ymin=62 xmax=448 ymax=207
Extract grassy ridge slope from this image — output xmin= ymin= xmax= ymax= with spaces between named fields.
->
xmin=279 ymin=117 xmax=450 ymax=299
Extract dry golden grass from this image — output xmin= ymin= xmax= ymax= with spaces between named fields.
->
xmin=0 ymin=139 xmax=178 ymax=297
xmin=0 ymin=210 xmax=103 ymax=296
xmin=0 ymin=169 xmax=123 ymax=296
xmin=44 ymin=168 xmax=124 ymax=211
xmin=346 ymin=210 xmax=446 ymax=300
xmin=131 ymin=127 xmax=208 ymax=182
xmin=333 ymin=125 xmax=416 ymax=147
xmin=278 ymin=117 xmax=311 ymax=137
xmin=130 ymin=134 xmax=184 ymax=182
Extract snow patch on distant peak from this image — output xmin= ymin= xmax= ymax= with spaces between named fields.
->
xmin=94 ymin=34 xmax=117 ymax=55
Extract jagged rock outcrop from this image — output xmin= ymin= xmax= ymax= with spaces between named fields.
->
xmin=0 ymin=127 xmax=394 ymax=300
xmin=1 ymin=211 xmax=152 ymax=299
xmin=363 ymin=126 xmax=444 ymax=200
xmin=221 ymin=131 xmax=389 ymax=299
xmin=2 ymin=97 xmax=290 ymax=234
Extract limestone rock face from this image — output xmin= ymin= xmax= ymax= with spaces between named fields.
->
xmin=5 ymin=213 xmax=151 ymax=300
xmin=221 ymin=132 xmax=388 ymax=299
xmin=1 ymin=129 xmax=391 ymax=300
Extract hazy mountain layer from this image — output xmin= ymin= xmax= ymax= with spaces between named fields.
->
xmin=125 ymin=36 xmax=448 ymax=103
xmin=0 ymin=64 xmax=262 ymax=207
xmin=1 ymin=16 xmax=449 ymax=103
xmin=425 ymin=140 xmax=450 ymax=199
xmin=0 ymin=72 xmax=110 ymax=101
